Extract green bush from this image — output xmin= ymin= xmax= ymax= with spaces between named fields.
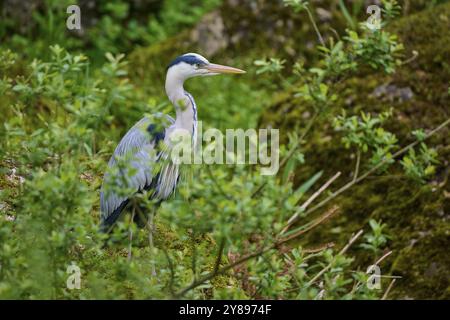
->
xmin=0 ymin=0 xmax=448 ymax=300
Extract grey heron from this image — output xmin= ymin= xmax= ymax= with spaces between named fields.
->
xmin=100 ymin=53 xmax=245 ymax=232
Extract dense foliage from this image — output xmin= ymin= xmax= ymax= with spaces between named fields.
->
xmin=0 ymin=0 xmax=448 ymax=299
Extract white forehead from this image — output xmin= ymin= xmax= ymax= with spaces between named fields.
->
xmin=183 ymin=53 xmax=209 ymax=64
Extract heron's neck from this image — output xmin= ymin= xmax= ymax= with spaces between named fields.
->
xmin=165 ymin=71 xmax=197 ymax=132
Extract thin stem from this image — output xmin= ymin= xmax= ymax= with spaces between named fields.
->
xmin=307 ymin=230 xmax=364 ymax=287
xmin=280 ymin=112 xmax=318 ymax=169
xmin=175 ymin=244 xmax=272 ymax=298
xmin=305 ymin=6 xmax=325 ymax=47
xmin=288 ymin=117 xmax=450 ymax=228
xmin=353 ymin=150 xmax=361 ymax=182
xmin=280 ymin=205 xmax=339 ymax=242
xmin=175 ymin=207 xmax=336 ymax=298
xmin=347 ymin=250 xmax=394 ymax=295
xmin=401 ymin=50 xmax=419 ymax=65
xmin=282 ymin=172 xmax=341 ymax=234
xmin=381 ymin=279 xmax=396 ymax=300
xmin=300 ymin=172 xmax=341 ymax=210
xmin=175 ymin=118 xmax=449 ymax=297
xmin=374 ymin=250 xmax=392 ymax=266
xmin=213 ymin=237 xmax=226 ymax=274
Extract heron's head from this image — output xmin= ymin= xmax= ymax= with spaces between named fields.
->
xmin=167 ymin=53 xmax=245 ymax=80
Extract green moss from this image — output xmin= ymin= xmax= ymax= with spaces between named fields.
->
xmin=260 ymin=3 xmax=450 ymax=299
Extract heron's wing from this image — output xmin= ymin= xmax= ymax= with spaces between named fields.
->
xmin=100 ymin=115 xmax=174 ymax=227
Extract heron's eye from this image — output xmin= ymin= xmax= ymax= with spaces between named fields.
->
xmin=194 ymin=63 xmax=200 ymax=69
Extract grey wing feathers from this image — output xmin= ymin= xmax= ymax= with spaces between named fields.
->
xmin=100 ymin=115 xmax=174 ymax=224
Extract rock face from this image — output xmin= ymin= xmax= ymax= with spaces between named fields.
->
xmin=259 ymin=4 xmax=450 ymax=299
xmin=128 ymin=0 xmax=440 ymax=87
xmin=128 ymin=0 xmax=326 ymax=81
xmin=191 ymin=11 xmax=228 ymax=57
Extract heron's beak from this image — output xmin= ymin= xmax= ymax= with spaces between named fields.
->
xmin=204 ymin=63 xmax=246 ymax=74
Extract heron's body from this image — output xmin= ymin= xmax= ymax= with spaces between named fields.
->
xmin=99 ymin=53 xmax=244 ymax=231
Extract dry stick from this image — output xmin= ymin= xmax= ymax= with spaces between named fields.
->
xmin=348 ymin=250 xmax=395 ymax=295
xmin=287 ymin=230 xmax=363 ymax=295
xmin=287 ymin=117 xmax=450 ymax=229
xmin=280 ymin=205 xmax=340 ymax=242
xmin=353 ymin=150 xmax=361 ymax=182
xmin=303 ymin=242 xmax=335 ymax=254
xmin=174 ymin=207 xmax=337 ymax=298
xmin=381 ymin=279 xmax=396 ymax=300
xmin=401 ymin=50 xmax=419 ymax=65
xmin=299 ymin=172 xmax=342 ymax=210
xmin=374 ymin=250 xmax=393 ymax=266
xmin=305 ymin=6 xmax=326 ymax=47
xmin=356 ymin=250 xmax=395 ymax=292
xmin=282 ymin=172 xmax=342 ymax=234
xmin=307 ymin=230 xmax=364 ymax=287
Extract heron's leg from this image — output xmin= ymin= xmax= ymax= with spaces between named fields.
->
xmin=147 ymin=207 xmax=157 ymax=277
xmin=127 ymin=206 xmax=136 ymax=262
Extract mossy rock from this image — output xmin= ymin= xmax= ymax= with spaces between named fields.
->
xmin=127 ymin=0 xmax=442 ymax=87
xmin=127 ymin=0 xmax=361 ymax=88
xmin=260 ymin=3 xmax=450 ymax=299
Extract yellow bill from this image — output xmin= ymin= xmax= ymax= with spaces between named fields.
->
xmin=204 ymin=63 xmax=246 ymax=74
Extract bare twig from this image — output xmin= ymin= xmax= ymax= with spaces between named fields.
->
xmin=307 ymin=230 xmax=364 ymax=287
xmin=175 ymin=208 xmax=336 ymax=298
xmin=349 ymin=250 xmax=395 ymax=295
xmin=305 ymin=6 xmax=326 ymax=47
xmin=303 ymin=242 xmax=335 ymax=254
xmin=281 ymin=172 xmax=341 ymax=234
xmin=381 ymin=279 xmax=396 ymax=300
xmin=190 ymin=230 xmax=198 ymax=280
xmin=288 ymin=117 xmax=450 ymax=227
xmin=374 ymin=250 xmax=393 ymax=266
xmin=328 ymin=27 xmax=341 ymax=41
xmin=299 ymin=172 xmax=342 ymax=210
xmin=353 ymin=150 xmax=361 ymax=182
xmin=401 ymin=50 xmax=419 ymax=65
xmin=280 ymin=205 xmax=340 ymax=242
